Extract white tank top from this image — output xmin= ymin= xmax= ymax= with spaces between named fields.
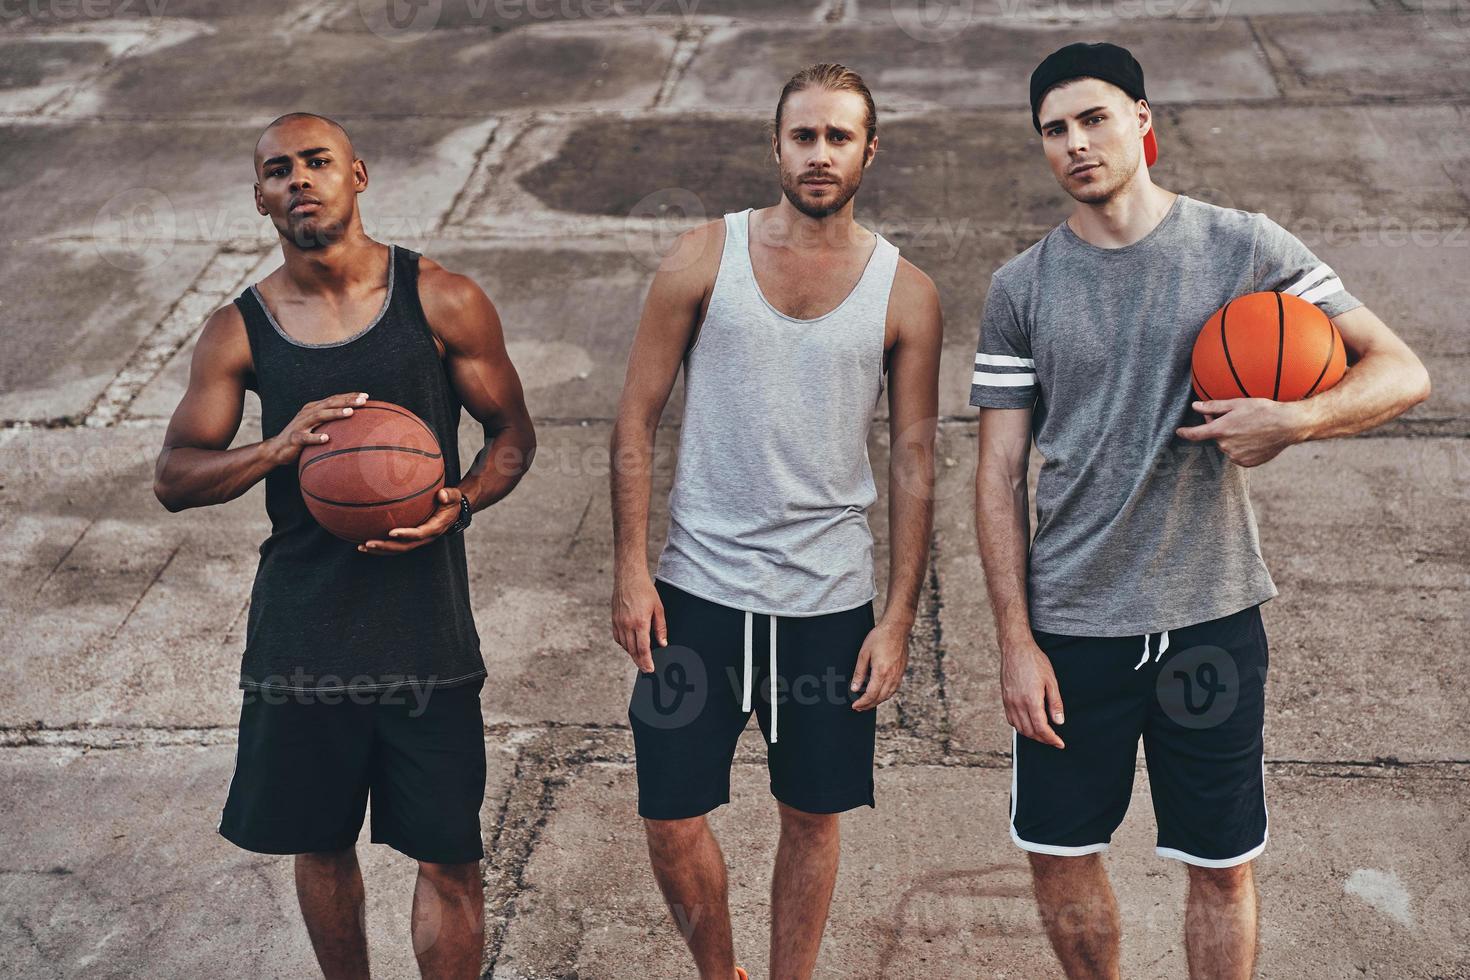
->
xmin=655 ymin=207 xmax=900 ymax=617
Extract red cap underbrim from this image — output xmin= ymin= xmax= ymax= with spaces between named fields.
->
xmin=1144 ymin=125 xmax=1159 ymax=167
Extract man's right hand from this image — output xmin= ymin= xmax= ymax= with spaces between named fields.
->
xmin=268 ymin=392 xmax=369 ymax=466
xmin=1001 ymin=637 xmax=1066 ymax=749
xmin=611 ymin=571 xmax=667 ymax=673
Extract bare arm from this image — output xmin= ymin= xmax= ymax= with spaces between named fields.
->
xmin=975 ymin=406 xmax=1064 ymax=748
xmin=419 ymin=259 xmax=537 ymax=512
xmin=153 ymin=305 xmax=365 ymax=512
xmin=1294 ymin=305 xmax=1431 ymax=439
xmin=1177 ymin=304 xmax=1432 ymax=466
xmin=975 ymin=408 xmax=1033 ymax=650
xmin=609 ymin=221 xmax=722 ymax=671
xmin=851 ymin=259 xmax=941 ymax=711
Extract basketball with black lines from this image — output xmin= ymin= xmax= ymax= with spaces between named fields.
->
xmin=1191 ymin=291 xmax=1347 ymax=403
xmin=297 ymin=400 xmax=445 ymax=544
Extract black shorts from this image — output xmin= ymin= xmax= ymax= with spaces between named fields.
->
xmin=1011 ymin=603 xmax=1270 ymax=867
xmin=218 ymin=677 xmax=487 ymax=864
xmin=629 ymin=579 xmax=878 ymax=820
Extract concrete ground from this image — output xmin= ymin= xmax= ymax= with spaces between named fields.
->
xmin=1 ymin=0 xmax=1467 ymax=977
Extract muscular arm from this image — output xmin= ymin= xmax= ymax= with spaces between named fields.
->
xmin=1178 ymin=304 xmax=1432 ymax=466
xmin=609 ymin=221 xmax=722 ymax=669
xmin=153 ymin=306 xmax=274 ymax=512
xmin=878 ymin=260 xmax=942 ymax=632
xmin=1294 ymin=305 xmax=1432 ymax=439
xmin=417 ymin=259 xmax=536 ymax=513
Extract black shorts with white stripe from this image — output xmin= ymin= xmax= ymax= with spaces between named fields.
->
xmin=1010 ymin=603 xmax=1270 ymax=867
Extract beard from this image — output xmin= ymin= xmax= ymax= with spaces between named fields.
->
xmin=779 ymin=166 xmax=862 ymax=219
xmin=275 ymin=209 xmax=349 ymax=250
xmin=1063 ymin=146 xmax=1141 ymax=206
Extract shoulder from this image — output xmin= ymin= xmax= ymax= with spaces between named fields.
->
xmin=990 ymin=228 xmax=1057 ymax=295
xmin=662 ymin=218 xmax=727 ymax=283
xmin=415 ymin=253 xmax=499 ymax=326
xmin=200 ymin=301 xmax=250 ymax=353
xmin=189 ymin=302 xmax=254 ymax=378
xmin=1175 ymin=195 xmax=1263 ymax=241
xmin=415 ymin=255 xmax=491 ymax=311
xmin=890 ymin=255 xmax=940 ymax=315
xmin=410 ymin=254 xmax=503 ymax=357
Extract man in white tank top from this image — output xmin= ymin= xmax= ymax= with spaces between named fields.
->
xmin=611 ymin=64 xmax=943 ymax=980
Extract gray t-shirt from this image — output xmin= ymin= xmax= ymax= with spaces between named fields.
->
xmin=970 ymin=195 xmax=1361 ymax=636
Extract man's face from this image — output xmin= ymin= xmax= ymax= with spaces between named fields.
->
xmin=773 ymin=88 xmax=875 ymax=220
xmin=1038 ymin=77 xmax=1148 ymax=206
xmin=253 ymin=118 xmax=365 ymax=248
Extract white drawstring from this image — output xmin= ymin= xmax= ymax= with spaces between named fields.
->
xmin=769 ymin=614 xmax=779 ymax=744
xmin=739 ymin=609 xmax=779 ymax=743
xmin=1133 ymin=629 xmax=1171 ymax=670
xmin=742 ymin=610 xmax=753 ymax=712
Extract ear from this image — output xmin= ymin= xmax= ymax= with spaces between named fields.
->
xmin=864 ymin=136 xmax=878 ymax=168
xmin=354 ymin=158 xmax=368 ymax=192
xmin=1137 ymin=98 xmax=1153 ymax=139
xmin=770 ymin=132 xmax=780 ymax=163
xmin=253 ymin=182 xmax=266 ymax=217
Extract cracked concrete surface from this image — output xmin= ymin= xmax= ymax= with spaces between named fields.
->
xmin=1 ymin=0 xmax=1467 ymax=977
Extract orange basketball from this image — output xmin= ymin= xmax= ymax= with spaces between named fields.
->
xmin=297 ymin=400 xmax=445 ymax=544
xmin=1191 ymin=291 xmax=1346 ymax=402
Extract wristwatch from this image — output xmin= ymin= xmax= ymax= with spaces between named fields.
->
xmin=446 ymin=490 xmax=473 ymax=535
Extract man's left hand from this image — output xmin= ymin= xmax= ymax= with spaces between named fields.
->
xmin=358 ymin=487 xmax=465 ymax=555
xmin=1175 ymin=398 xmax=1306 ymax=468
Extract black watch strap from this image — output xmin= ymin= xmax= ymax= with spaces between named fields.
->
xmin=447 ymin=491 xmax=473 ymax=535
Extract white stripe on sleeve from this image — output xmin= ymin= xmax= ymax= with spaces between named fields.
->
xmin=1297 ymin=277 xmax=1345 ymax=306
xmin=976 ymin=353 xmax=1036 ymax=368
xmin=973 ymin=371 xmax=1037 ymax=387
xmin=1283 ymin=263 xmax=1334 ymax=297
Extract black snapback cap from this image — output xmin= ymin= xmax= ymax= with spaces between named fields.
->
xmin=1029 ymin=42 xmax=1158 ymax=166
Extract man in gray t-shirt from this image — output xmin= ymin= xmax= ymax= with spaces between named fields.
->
xmin=974 ymin=42 xmax=1431 ymax=980
xmin=972 ymin=194 xmax=1361 ymax=635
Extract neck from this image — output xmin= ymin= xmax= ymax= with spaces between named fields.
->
xmin=1067 ymin=169 xmax=1176 ymax=249
xmin=277 ymin=226 xmax=384 ymax=294
xmin=759 ymin=194 xmax=866 ymax=251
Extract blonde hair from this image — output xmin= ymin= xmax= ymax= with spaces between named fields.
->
xmin=773 ymin=63 xmax=877 ymax=145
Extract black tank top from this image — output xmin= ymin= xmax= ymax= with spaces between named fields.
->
xmin=233 ymin=245 xmax=483 ymax=693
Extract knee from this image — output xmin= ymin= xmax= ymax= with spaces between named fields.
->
xmin=1188 ymin=861 xmax=1254 ymax=898
xmin=1027 ymin=850 xmax=1101 ymax=882
xmin=776 ymin=801 xmax=839 ymax=837
xmin=296 ymin=846 xmax=357 ymax=871
xmin=416 ymin=860 xmax=480 ymax=894
xmin=642 ymin=815 xmax=706 ymax=856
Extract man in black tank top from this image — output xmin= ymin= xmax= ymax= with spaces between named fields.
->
xmin=153 ymin=113 xmax=535 ymax=979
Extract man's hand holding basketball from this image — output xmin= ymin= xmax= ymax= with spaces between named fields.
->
xmin=268 ymin=392 xmax=369 ymax=466
xmin=358 ymin=487 xmax=466 ymax=555
xmin=1001 ymin=638 xmax=1066 ymax=749
xmin=1176 ymin=397 xmax=1306 ymax=468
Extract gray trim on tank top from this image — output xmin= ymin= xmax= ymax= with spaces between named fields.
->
xmin=744 ymin=208 xmax=883 ymax=325
xmin=249 ymin=244 xmax=396 ymax=349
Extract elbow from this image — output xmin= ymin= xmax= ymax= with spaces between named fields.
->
xmin=1411 ymin=362 xmax=1432 ymax=407
xmin=153 ymin=480 xmax=183 ymax=513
